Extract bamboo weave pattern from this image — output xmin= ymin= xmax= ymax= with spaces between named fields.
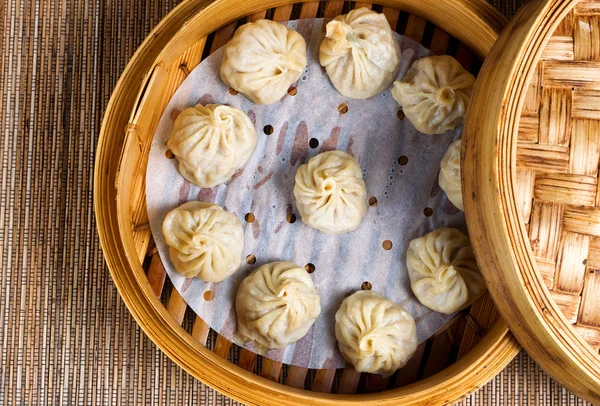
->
xmin=517 ymin=0 xmax=600 ymax=353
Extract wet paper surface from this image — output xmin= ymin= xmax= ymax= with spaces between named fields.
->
xmin=146 ymin=18 xmax=465 ymax=368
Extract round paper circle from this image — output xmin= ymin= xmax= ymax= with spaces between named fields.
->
xmin=146 ymin=18 xmax=465 ymax=368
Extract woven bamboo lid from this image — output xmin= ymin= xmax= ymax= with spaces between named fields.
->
xmin=464 ymin=0 xmax=600 ymax=402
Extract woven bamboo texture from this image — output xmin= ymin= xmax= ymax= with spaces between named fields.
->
xmin=516 ymin=1 xmax=600 ymax=353
xmin=0 ymin=0 xmax=593 ymax=404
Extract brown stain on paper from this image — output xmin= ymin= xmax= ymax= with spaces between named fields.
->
xmin=252 ymin=219 xmax=260 ymax=239
xmin=253 ymin=172 xmax=273 ymax=190
xmin=321 ymin=126 xmax=341 ymax=152
xmin=228 ymin=168 xmax=244 ymax=185
xmin=198 ymin=187 xmax=218 ymax=203
xmin=197 ymin=93 xmax=214 ymax=105
xmin=170 ymin=108 xmax=182 ymax=123
xmin=247 ymin=109 xmax=256 ymax=126
xmin=290 ymin=121 xmax=309 ymax=166
xmin=273 ymin=221 xmax=284 ymax=234
xmin=276 ymin=121 xmax=289 ymax=155
xmin=346 ymin=136 xmax=355 ymax=158
xmin=178 ymin=181 xmax=191 ymax=204
xmin=444 ymin=199 xmax=460 ymax=215
xmin=181 ymin=278 xmax=194 ymax=293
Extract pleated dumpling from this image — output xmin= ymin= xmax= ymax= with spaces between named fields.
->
xmin=319 ymin=7 xmax=401 ymax=99
xmin=294 ymin=150 xmax=367 ymax=234
xmin=439 ymin=139 xmax=463 ymax=211
xmin=235 ymin=261 xmax=321 ymax=353
xmin=406 ymin=228 xmax=485 ymax=314
xmin=335 ymin=290 xmax=418 ymax=376
xmin=168 ymin=104 xmax=257 ymax=188
xmin=220 ymin=19 xmax=307 ymax=105
xmin=162 ymin=202 xmax=244 ymax=282
xmin=392 ymin=55 xmax=475 ymax=134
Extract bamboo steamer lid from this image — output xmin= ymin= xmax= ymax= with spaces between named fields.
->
xmin=464 ymin=0 xmax=600 ymax=402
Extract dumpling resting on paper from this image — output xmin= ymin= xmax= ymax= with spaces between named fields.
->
xmin=162 ymin=201 xmax=244 ymax=282
xmin=235 ymin=261 xmax=321 ymax=353
xmin=335 ymin=290 xmax=418 ymax=376
xmin=406 ymin=227 xmax=485 ymax=314
xmin=392 ymin=55 xmax=475 ymax=134
xmin=168 ymin=104 xmax=257 ymax=188
xmin=439 ymin=138 xmax=463 ymax=211
xmin=320 ymin=7 xmax=401 ymax=99
xmin=220 ymin=19 xmax=307 ymax=104
xmin=294 ymin=150 xmax=367 ymax=234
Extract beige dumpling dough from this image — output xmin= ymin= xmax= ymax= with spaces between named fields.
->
xmin=220 ymin=19 xmax=307 ymax=104
xmin=235 ymin=261 xmax=321 ymax=353
xmin=294 ymin=150 xmax=367 ymax=234
xmin=162 ymin=202 xmax=244 ymax=282
xmin=168 ymin=104 xmax=257 ymax=188
xmin=439 ymin=139 xmax=463 ymax=211
xmin=320 ymin=7 xmax=401 ymax=99
xmin=392 ymin=55 xmax=475 ymax=134
xmin=335 ymin=290 xmax=418 ymax=376
xmin=406 ymin=228 xmax=485 ymax=314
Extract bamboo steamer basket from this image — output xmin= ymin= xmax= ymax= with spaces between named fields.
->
xmin=464 ymin=0 xmax=600 ymax=402
xmin=94 ymin=1 xmax=519 ymax=404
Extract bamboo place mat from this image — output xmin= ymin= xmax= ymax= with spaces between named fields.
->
xmin=0 ymin=0 xmax=595 ymax=404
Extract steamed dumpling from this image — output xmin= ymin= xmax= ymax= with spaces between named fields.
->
xmin=162 ymin=202 xmax=244 ymax=282
xmin=406 ymin=228 xmax=485 ymax=314
xmin=220 ymin=19 xmax=307 ymax=104
xmin=235 ymin=261 xmax=321 ymax=353
xmin=168 ymin=104 xmax=257 ymax=188
xmin=392 ymin=55 xmax=475 ymax=134
xmin=294 ymin=150 xmax=367 ymax=234
xmin=335 ymin=290 xmax=417 ymax=376
xmin=319 ymin=8 xmax=401 ymax=99
xmin=439 ymin=139 xmax=463 ymax=210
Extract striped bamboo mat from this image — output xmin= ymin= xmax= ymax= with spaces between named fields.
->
xmin=0 ymin=0 xmax=594 ymax=404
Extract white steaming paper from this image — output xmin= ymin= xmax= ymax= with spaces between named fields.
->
xmin=146 ymin=18 xmax=466 ymax=369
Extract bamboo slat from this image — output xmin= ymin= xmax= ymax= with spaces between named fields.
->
xmin=147 ymin=253 xmax=167 ymax=297
xmin=192 ymin=316 xmax=211 ymax=346
xmin=214 ymin=334 xmax=233 ymax=359
xmin=338 ymin=369 xmax=361 ymax=394
xmin=285 ymin=366 xmax=308 ymax=389
xmin=260 ymin=358 xmax=283 ymax=382
xmin=238 ymin=349 xmax=258 ymax=371
xmin=299 ymin=2 xmax=320 ymax=19
xmin=166 ymin=288 xmax=188 ymax=324
xmin=393 ymin=342 xmax=427 ymax=387
xmin=323 ymin=1 xmax=344 ymax=18
xmin=313 ymin=369 xmax=336 ymax=393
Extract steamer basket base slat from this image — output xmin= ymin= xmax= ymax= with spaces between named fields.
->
xmin=95 ymin=1 xmax=519 ymax=404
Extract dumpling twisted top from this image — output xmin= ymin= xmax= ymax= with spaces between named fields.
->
xmin=439 ymin=139 xmax=463 ymax=211
xmin=320 ymin=8 xmax=401 ymax=99
xmin=406 ymin=228 xmax=484 ymax=314
xmin=294 ymin=150 xmax=367 ymax=234
xmin=162 ymin=202 xmax=244 ymax=282
xmin=335 ymin=290 xmax=418 ymax=376
xmin=235 ymin=261 xmax=321 ymax=353
xmin=168 ymin=104 xmax=257 ymax=188
xmin=392 ymin=55 xmax=475 ymax=134
xmin=220 ymin=19 xmax=307 ymax=105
